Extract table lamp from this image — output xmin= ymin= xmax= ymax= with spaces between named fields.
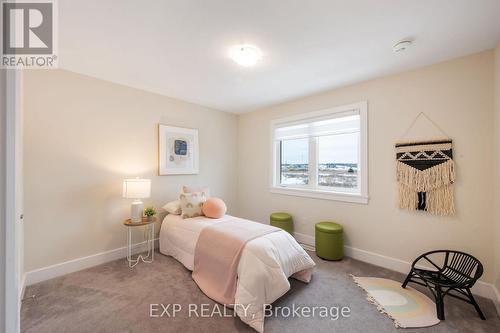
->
xmin=123 ymin=178 xmax=151 ymax=223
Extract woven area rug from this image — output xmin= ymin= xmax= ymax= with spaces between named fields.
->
xmin=352 ymin=276 xmax=440 ymax=328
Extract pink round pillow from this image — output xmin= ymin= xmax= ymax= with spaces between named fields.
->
xmin=202 ymin=197 xmax=227 ymax=219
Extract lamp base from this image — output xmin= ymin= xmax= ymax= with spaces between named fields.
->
xmin=131 ymin=200 xmax=144 ymax=223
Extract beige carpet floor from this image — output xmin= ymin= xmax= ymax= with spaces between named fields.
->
xmin=22 ymin=250 xmax=500 ymax=333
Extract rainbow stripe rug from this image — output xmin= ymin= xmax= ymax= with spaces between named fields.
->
xmin=352 ymin=276 xmax=440 ymax=328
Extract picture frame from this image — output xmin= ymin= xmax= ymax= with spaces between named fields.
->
xmin=158 ymin=124 xmax=199 ymax=175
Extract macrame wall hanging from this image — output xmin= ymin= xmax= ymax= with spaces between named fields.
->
xmin=396 ymin=113 xmax=455 ymax=216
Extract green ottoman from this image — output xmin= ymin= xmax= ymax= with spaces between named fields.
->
xmin=270 ymin=212 xmax=294 ymax=235
xmin=315 ymin=222 xmax=343 ymax=260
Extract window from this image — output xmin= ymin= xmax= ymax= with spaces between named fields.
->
xmin=271 ymin=102 xmax=368 ymax=203
xmin=280 ymin=138 xmax=309 ymax=185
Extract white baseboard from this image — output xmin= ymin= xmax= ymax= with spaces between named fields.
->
xmin=19 ymin=272 xmax=26 ymax=313
xmin=294 ymin=232 xmax=315 ymax=250
xmin=19 ymin=273 xmax=26 ymax=300
xmin=25 ymin=238 xmax=159 ymax=286
xmin=22 ymin=230 xmax=500 ymax=309
xmin=294 ymin=232 xmax=499 ymax=302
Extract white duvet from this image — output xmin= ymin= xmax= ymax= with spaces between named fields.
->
xmin=159 ymin=214 xmax=315 ymax=332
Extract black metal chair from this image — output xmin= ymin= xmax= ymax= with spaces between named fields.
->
xmin=402 ymin=250 xmax=485 ymax=320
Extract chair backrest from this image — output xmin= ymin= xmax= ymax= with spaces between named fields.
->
xmin=441 ymin=251 xmax=483 ymax=286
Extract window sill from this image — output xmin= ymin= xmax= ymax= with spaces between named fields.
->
xmin=269 ymin=186 xmax=369 ymax=204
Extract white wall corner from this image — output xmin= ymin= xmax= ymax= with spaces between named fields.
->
xmin=293 ymin=232 xmax=498 ymax=301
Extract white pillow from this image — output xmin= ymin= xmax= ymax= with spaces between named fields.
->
xmin=179 ymin=191 xmax=208 ymax=218
xmin=162 ymin=200 xmax=181 ymax=215
xmin=182 ymin=185 xmax=210 ymax=198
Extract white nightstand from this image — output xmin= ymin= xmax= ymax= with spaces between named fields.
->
xmin=123 ymin=217 xmax=156 ymax=268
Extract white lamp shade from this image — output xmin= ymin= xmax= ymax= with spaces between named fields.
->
xmin=123 ymin=179 xmax=151 ymax=199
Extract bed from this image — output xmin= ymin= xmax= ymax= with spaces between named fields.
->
xmin=159 ymin=214 xmax=315 ymax=332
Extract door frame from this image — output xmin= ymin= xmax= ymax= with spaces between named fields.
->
xmin=4 ymin=69 xmax=22 ymax=333
xmin=2 ymin=1 xmax=25 ymax=330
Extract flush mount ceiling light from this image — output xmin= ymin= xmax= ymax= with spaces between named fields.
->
xmin=230 ymin=44 xmax=262 ymax=67
xmin=393 ymin=40 xmax=413 ymax=53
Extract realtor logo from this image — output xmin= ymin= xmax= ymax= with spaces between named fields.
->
xmin=1 ymin=0 xmax=58 ymax=68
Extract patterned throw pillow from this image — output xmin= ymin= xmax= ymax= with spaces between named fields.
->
xmin=179 ymin=191 xmax=207 ymax=218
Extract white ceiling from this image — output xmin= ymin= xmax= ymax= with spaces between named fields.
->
xmin=59 ymin=0 xmax=500 ymax=113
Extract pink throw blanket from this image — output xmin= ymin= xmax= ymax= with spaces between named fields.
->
xmin=192 ymin=219 xmax=280 ymax=305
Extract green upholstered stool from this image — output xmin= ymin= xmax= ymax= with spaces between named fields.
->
xmin=270 ymin=212 xmax=294 ymax=235
xmin=315 ymin=222 xmax=343 ymax=260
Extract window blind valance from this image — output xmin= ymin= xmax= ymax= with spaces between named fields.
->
xmin=274 ymin=109 xmax=360 ymax=141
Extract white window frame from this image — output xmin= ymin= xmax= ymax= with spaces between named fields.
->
xmin=270 ymin=101 xmax=368 ymax=204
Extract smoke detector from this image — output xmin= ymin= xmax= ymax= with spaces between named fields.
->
xmin=393 ymin=40 xmax=413 ymax=53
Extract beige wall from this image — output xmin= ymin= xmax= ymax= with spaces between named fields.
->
xmin=24 ymin=51 xmax=498 ymax=288
xmin=494 ymin=43 xmax=500 ymax=294
xmin=23 ymin=70 xmax=238 ymax=272
xmin=237 ymin=51 xmax=496 ymax=282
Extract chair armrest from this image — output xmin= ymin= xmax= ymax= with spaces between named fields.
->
xmin=410 ymin=250 xmax=444 ymax=271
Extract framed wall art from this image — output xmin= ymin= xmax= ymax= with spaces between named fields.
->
xmin=158 ymin=125 xmax=199 ymax=175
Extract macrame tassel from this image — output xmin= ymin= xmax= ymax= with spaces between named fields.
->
xmin=396 ymin=160 xmax=455 ymax=216
xmin=398 ymin=183 xmax=418 ymax=211
xmin=426 ymin=185 xmax=455 ymax=216
xmin=396 ymin=160 xmax=455 ymax=192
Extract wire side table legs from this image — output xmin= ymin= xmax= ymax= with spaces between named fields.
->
xmin=126 ymin=223 xmax=154 ymax=268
